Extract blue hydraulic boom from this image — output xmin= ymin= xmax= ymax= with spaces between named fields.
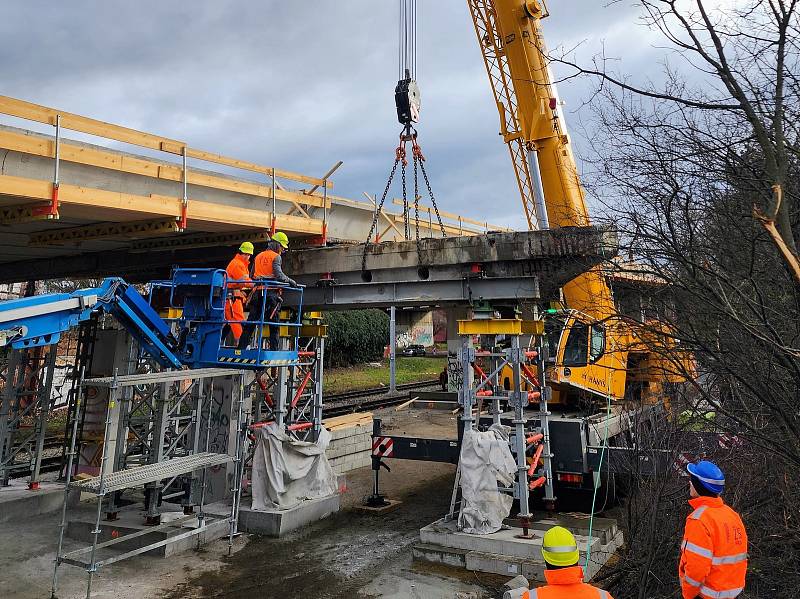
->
xmin=0 ymin=268 xmax=304 ymax=370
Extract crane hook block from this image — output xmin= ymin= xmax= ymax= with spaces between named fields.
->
xmin=395 ymin=70 xmax=421 ymax=126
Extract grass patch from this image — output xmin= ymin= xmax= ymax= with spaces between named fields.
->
xmin=324 ymin=357 xmax=445 ymax=394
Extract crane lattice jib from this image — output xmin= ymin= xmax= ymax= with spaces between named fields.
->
xmin=468 ymin=0 xmax=591 ymax=230
xmin=467 ymin=0 xmax=539 ymax=230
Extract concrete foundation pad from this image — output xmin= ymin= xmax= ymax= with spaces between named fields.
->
xmin=354 ymin=499 xmax=403 ymax=514
xmin=0 ymin=479 xmax=76 ymax=524
xmin=414 ymin=516 xmax=623 ymax=582
xmin=65 ymin=503 xmax=231 ymax=558
xmin=238 ymin=493 xmax=340 ymax=537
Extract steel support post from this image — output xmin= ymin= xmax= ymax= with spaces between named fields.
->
xmin=509 ymin=336 xmax=531 ymax=523
xmin=51 ymin=362 xmax=87 ymax=599
xmin=0 ymin=351 xmax=21 ymax=486
xmin=537 ymin=343 xmax=556 ymax=506
xmin=144 ymin=382 xmax=169 ymax=525
xmin=86 ymin=372 xmax=118 ymax=599
xmin=459 ymin=336 xmax=476 ymax=431
xmin=196 ymin=378 xmax=214 ymax=549
xmin=275 ymin=338 xmax=289 ymax=428
xmin=312 ymin=337 xmax=325 ymax=442
xmin=490 ymin=342 xmax=502 ymax=427
xmin=29 ymin=347 xmax=58 ymax=488
xmin=389 ymin=305 xmax=397 ymax=394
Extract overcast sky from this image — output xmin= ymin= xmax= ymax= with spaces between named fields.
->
xmin=1 ymin=1 xmax=677 ymax=230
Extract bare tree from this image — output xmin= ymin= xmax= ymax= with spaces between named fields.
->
xmin=549 ymin=1 xmax=800 ymax=596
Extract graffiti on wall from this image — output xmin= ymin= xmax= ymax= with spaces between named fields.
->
xmin=447 ymin=355 xmax=463 ymax=393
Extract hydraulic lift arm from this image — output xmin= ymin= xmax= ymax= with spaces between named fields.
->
xmin=0 ymin=277 xmax=182 ymax=368
xmin=0 ymin=269 xmax=306 ymax=371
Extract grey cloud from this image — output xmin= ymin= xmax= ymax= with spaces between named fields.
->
xmin=0 ymin=1 xmax=665 ymax=231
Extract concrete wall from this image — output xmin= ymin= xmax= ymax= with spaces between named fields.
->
xmin=396 ymin=310 xmax=434 ymax=348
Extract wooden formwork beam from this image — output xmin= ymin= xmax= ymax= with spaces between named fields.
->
xmin=28 ymin=219 xmax=180 ymax=246
xmin=0 ymin=174 xmax=324 ymax=234
xmin=0 ymin=95 xmax=330 ymax=188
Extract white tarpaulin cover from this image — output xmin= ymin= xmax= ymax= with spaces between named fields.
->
xmin=251 ymin=423 xmax=338 ymax=510
xmin=457 ymin=424 xmax=517 ymax=534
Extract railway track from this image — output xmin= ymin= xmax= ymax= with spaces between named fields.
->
xmin=9 ymin=381 xmax=442 ymax=478
xmin=324 ymin=379 xmax=440 ymax=417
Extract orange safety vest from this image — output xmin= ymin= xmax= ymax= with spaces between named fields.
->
xmin=225 ymin=253 xmax=252 ymax=297
xmin=523 ymin=566 xmax=613 ymax=599
xmin=679 ymin=496 xmax=748 ymax=599
xmin=253 ymin=249 xmax=279 ymax=279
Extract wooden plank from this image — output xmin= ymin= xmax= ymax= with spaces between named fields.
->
xmin=0 ymin=129 xmax=331 ymax=210
xmin=394 ymin=397 xmax=417 ymax=411
xmin=391 ymin=198 xmax=511 ymax=231
xmin=0 ymin=174 xmax=324 ymax=234
xmin=0 ymin=96 xmax=331 ymax=188
xmin=0 ymin=95 xmax=184 ymax=153
xmin=323 ymin=412 xmax=373 ymax=429
xmin=186 ymin=147 xmax=329 ymax=188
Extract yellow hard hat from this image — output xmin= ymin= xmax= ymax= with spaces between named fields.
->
xmin=541 ymin=526 xmax=580 ymax=567
xmin=238 ymin=241 xmax=254 ymax=255
xmin=272 ymin=231 xmax=289 ymax=249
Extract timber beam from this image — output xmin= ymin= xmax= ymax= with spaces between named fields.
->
xmin=29 ymin=219 xmax=179 ymax=246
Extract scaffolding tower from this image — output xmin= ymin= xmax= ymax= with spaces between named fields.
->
xmin=51 ymin=367 xmax=248 ymax=599
xmin=453 ymin=316 xmax=555 ymax=528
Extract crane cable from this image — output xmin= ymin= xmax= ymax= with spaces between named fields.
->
xmin=362 ymin=1 xmax=446 ymax=274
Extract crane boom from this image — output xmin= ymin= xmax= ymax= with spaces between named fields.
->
xmin=469 ymin=0 xmax=616 ymax=320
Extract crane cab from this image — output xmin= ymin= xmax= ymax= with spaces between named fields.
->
xmin=545 ymin=310 xmax=628 ymax=405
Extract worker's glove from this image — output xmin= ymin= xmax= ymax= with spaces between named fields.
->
xmin=289 ymin=278 xmax=299 ymax=287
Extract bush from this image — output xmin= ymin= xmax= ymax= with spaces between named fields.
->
xmin=323 ymin=310 xmax=389 ymax=367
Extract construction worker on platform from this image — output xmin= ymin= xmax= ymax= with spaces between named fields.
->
xmin=523 ymin=526 xmax=613 ymax=599
xmin=679 ymin=460 xmax=747 ymax=599
xmin=222 ymin=242 xmax=253 ymax=345
xmin=238 ymin=231 xmax=298 ymax=351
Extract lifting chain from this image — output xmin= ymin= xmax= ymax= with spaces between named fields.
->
xmin=362 ymin=125 xmax=447 ymax=275
xmin=362 ymin=141 xmax=405 ymax=273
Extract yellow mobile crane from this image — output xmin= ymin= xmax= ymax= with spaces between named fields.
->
xmin=465 ymin=0 xmax=683 ymax=406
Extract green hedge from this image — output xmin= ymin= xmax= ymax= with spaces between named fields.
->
xmin=323 ymin=310 xmax=389 ymax=367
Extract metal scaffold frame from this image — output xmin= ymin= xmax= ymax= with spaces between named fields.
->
xmin=251 ymin=312 xmax=326 ymax=442
xmin=451 ymin=317 xmax=555 ymax=529
xmin=50 ymin=367 xmax=248 ymax=599
xmin=0 ymin=343 xmax=58 ymax=487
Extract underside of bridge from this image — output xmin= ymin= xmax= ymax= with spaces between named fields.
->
xmin=0 ymin=96 xmax=509 ymax=284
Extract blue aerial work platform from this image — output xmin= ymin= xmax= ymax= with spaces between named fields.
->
xmin=0 ymin=268 xmax=304 ymax=370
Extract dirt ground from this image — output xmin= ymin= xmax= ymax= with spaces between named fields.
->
xmin=163 ymin=409 xmax=502 ymax=599
xmin=0 ymin=408 xmax=506 ymax=599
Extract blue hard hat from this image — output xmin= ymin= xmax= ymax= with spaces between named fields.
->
xmin=687 ymin=460 xmax=725 ymax=494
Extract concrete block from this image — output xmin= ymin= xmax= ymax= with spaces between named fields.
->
xmin=415 ymin=517 xmax=623 ymax=583
xmin=238 ymin=493 xmax=340 ymax=537
xmin=411 ymin=543 xmax=468 ymax=569
xmin=0 ymin=480 xmax=77 ymax=524
xmin=65 ymin=506 xmax=230 ymax=557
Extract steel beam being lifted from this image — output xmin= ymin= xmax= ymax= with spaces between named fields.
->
xmin=285 ymin=226 xmax=617 ymax=309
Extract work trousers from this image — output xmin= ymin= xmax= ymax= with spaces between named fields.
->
xmin=238 ymin=291 xmax=281 ymax=351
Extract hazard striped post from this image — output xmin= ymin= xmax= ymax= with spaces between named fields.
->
xmin=372 ymin=436 xmax=395 ymax=458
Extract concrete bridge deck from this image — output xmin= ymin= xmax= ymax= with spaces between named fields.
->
xmin=0 ymin=95 xmax=508 ymax=283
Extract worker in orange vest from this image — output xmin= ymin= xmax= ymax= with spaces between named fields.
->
xmin=679 ymin=460 xmax=747 ymax=599
xmin=238 ymin=232 xmax=298 ymax=351
xmin=222 ymin=242 xmax=253 ymax=345
xmin=523 ymin=526 xmax=613 ymax=599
